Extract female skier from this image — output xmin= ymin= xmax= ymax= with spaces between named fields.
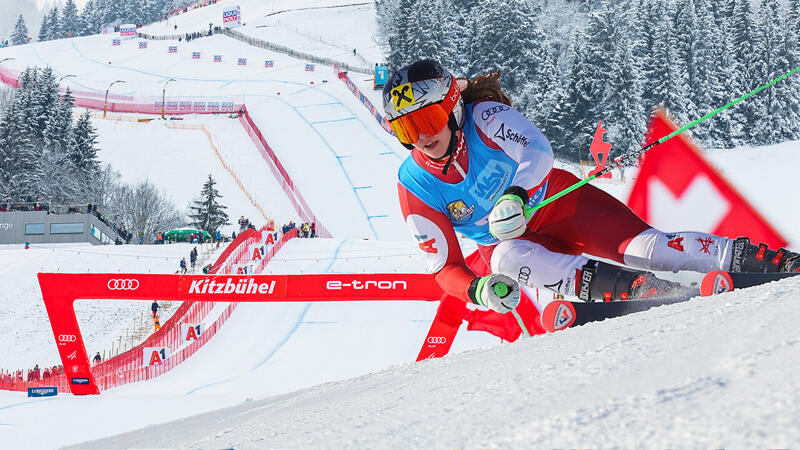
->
xmin=384 ymin=60 xmax=800 ymax=313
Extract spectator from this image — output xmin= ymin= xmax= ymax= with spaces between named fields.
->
xmin=215 ymin=230 xmax=222 ymax=248
xmin=179 ymin=258 xmax=187 ymax=274
xmin=32 ymin=364 xmax=40 ymax=380
xmin=231 ymin=231 xmax=236 ymax=240
xmin=139 ymin=231 xmax=144 ymax=245
xmin=190 ymin=247 xmax=198 ymax=268
xmin=151 ymin=300 xmax=160 ymax=318
xmin=42 ymin=367 xmax=51 ymax=379
xmin=25 ymin=241 xmax=29 ymax=249
xmin=310 ymin=222 xmax=316 ymax=238
xmin=93 ymin=352 xmax=102 ymax=365
xmin=153 ymin=315 xmax=161 ymax=332
xmin=202 ymin=263 xmax=212 ymax=274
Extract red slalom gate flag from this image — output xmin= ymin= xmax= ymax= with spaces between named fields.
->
xmin=627 ymin=110 xmax=787 ymax=248
xmin=415 ymin=250 xmax=546 ymax=361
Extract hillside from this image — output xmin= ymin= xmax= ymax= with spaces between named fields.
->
xmin=0 ymin=0 xmax=799 ymax=448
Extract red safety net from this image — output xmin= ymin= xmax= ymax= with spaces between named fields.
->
xmin=0 ymin=227 xmax=293 ymax=393
xmin=238 ymin=105 xmax=331 ymax=237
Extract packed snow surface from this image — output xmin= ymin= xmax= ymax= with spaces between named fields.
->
xmin=0 ymin=0 xmax=799 ymax=448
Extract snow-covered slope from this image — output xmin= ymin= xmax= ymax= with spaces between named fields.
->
xmin=0 ymin=0 xmax=799 ymax=448
xmin=80 ymin=275 xmax=800 ymax=449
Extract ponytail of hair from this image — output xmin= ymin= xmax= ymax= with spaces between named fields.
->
xmin=458 ymin=72 xmax=513 ymax=107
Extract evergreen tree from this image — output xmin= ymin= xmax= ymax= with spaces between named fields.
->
xmin=375 ymin=0 xmax=418 ymax=70
xmin=729 ymin=0 xmax=759 ymax=141
xmin=43 ymin=7 xmax=60 ymax=40
xmin=636 ymin=0 xmax=660 ymax=111
xmin=708 ymin=6 xmax=738 ymax=148
xmin=752 ymin=0 xmax=797 ymax=144
xmin=0 ymin=101 xmax=37 ymax=200
xmin=61 ymin=0 xmax=82 ymax=38
xmin=71 ymin=110 xmax=101 ymax=180
xmin=11 ymin=14 xmax=29 ymax=45
xmin=650 ymin=3 xmax=692 ymax=125
xmin=546 ymin=34 xmax=597 ymax=160
xmin=38 ymin=9 xmax=52 ymax=42
xmin=188 ymin=174 xmax=229 ymax=235
xmin=44 ymin=88 xmax=76 ymax=157
xmin=470 ymin=0 xmax=541 ymax=99
xmin=605 ymin=4 xmax=646 ymax=156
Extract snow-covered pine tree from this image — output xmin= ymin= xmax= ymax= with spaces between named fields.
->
xmin=751 ymin=0 xmax=797 ymax=144
xmin=375 ymin=0 xmax=418 ymax=70
xmin=61 ymin=0 xmax=83 ymax=38
xmin=188 ymin=174 xmax=229 ymax=235
xmin=469 ymin=0 xmax=540 ymax=99
xmin=649 ymin=2 xmax=693 ymax=125
xmin=546 ymin=34 xmax=597 ymax=160
xmin=729 ymin=0 xmax=759 ymax=142
xmin=22 ymin=67 xmax=61 ymax=141
xmin=82 ymin=0 xmax=104 ymax=34
xmin=38 ymin=9 xmax=52 ymax=42
xmin=604 ymin=2 xmax=646 ymax=156
xmin=71 ymin=110 xmax=101 ymax=182
xmin=508 ymin=0 xmax=559 ymax=127
xmin=635 ymin=0 xmax=659 ymax=110
xmin=671 ymin=0 xmax=699 ymax=126
xmin=44 ymin=7 xmax=60 ymax=40
xmin=124 ymin=0 xmax=146 ymax=26
xmin=0 ymin=100 xmax=38 ymax=201
xmin=44 ymin=88 xmax=76 ymax=157
xmin=708 ymin=6 xmax=738 ymax=148
xmin=784 ymin=0 xmax=800 ymax=140
xmin=11 ymin=14 xmax=29 ymax=45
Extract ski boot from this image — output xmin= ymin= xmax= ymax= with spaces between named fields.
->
xmin=729 ymin=237 xmax=800 ymax=273
xmin=576 ymin=260 xmax=691 ymax=302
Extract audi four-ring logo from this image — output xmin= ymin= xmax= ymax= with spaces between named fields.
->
xmin=427 ymin=336 xmax=447 ymax=345
xmin=58 ymin=335 xmax=76 ymax=342
xmin=107 ymin=279 xmax=140 ymax=290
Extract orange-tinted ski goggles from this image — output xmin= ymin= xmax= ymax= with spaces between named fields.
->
xmin=388 ymin=102 xmax=451 ymax=146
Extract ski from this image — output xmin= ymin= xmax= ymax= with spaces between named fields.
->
xmin=700 ymin=270 xmax=799 ymax=296
xmin=542 ymin=270 xmax=799 ymax=333
xmin=541 ymin=289 xmax=700 ymax=332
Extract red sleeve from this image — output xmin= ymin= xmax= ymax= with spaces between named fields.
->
xmin=398 ymin=183 xmax=477 ymax=303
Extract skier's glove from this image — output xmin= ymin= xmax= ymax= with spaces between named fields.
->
xmin=470 ymin=274 xmax=520 ymax=314
xmin=488 ymin=186 xmax=531 ymax=241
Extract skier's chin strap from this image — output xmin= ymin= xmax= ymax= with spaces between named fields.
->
xmin=439 ymin=129 xmax=459 ymax=175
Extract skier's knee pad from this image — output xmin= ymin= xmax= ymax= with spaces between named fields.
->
xmin=490 ymin=239 xmax=588 ymax=296
xmin=623 ymin=228 xmax=733 ymax=273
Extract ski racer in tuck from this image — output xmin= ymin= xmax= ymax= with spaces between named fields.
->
xmin=384 ymin=60 xmax=800 ymax=314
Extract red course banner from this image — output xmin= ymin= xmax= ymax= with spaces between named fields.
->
xmin=38 ymin=273 xmax=443 ymax=395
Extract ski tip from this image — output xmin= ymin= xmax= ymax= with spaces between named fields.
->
xmin=701 ymin=270 xmax=734 ymax=296
xmin=542 ymin=300 xmax=577 ymax=333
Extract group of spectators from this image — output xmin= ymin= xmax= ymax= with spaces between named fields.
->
xmin=0 ymin=201 xmax=49 ymax=212
xmin=178 ymin=29 xmax=213 ymax=42
xmin=178 ymin=246 xmax=200 ymax=273
xmin=1 ymin=364 xmax=65 ymax=383
xmin=238 ymin=216 xmax=257 ymax=232
xmin=86 ymin=203 xmax=132 ymax=243
xmin=282 ymin=221 xmax=316 ymax=238
xmin=0 ymin=200 xmax=133 ymax=243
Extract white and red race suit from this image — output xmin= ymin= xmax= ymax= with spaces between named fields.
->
xmin=397 ymin=100 xmax=733 ymax=304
